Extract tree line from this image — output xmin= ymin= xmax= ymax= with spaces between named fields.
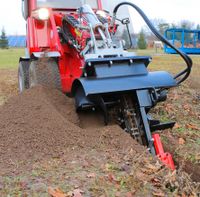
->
xmin=122 ymin=19 xmax=200 ymax=49
xmin=1 ymin=19 xmax=199 ymax=50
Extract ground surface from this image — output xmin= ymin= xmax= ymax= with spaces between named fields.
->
xmin=0 ymin=48 xmax=199 ymax=196
xmin=137 ymin=49 xmax=200 ymax=181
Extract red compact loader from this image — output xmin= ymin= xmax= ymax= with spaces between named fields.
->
xmin=19 ymin=0 xmax=192 ymax=170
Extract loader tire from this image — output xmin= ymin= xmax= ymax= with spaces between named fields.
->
xmin=18 ymin=61 xmax=30 ymax=92
xmin=29 ymin=58 xmax=61 ymax=90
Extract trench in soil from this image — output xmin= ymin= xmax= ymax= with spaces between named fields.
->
xmin=79 ymin=108 xmax=200 ymax=183
xmin=163 ymin=135 xmax=200 ymax=183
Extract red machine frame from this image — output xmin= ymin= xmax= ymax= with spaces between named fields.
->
xmin=26 ymin=0 xmax=102 ymax=93
xmin=23 ymin=0 xmax=177 ymax=170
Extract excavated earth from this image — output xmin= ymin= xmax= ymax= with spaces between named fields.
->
xmin=0 ymin=85 xmax=199 ymax=195
xmin=0 ymin=86 xmax=143 ymax=173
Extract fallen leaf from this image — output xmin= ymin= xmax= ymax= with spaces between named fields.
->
xmin=82 ymin=161 xmax=90 ymax=168
xmin=178 ymin=138 xmax=185 ymax=145
xmin=183 ymin=104 xmax=190 ymax=111
xmin=136 ymin=171 xmax=148 ymax=181
xmin=151 ymin=178 xmax=162 ymax=187
xmin=67 ymin=191 xmax=73 ymax=196
xmin=152 ymin=192 xmax=165 ymax=197
xmin=107 ymin=173 xmax=118 ymax=183
xmin=121 ymin=164 xmax=130 ymax=173
xmin=48 ymin=187 xmax=67 ymax=197
xmin=145 ymin=163 xmax=160 ymax=173
xmin=74 ymin=185 xmax=79 ymax=189
xmin=126 ymin=192 xmax=134 ymax=197
xmin=151 ymin=178 xmax=160 ymax=183
xmin=173 ymin=93 xmax=179 ymax=100
xmin=195 ymin=154 xmax=200 ymax=161
xmin=174 ymin=123 xmax=181 ymax=129
xmin=165 ymin=104 xmax=174 ymax=113
xmin=105 ymin=163 xmax=113 ymax=171
xmin=186 ymin=124 xmax=200 ymax=130
xmin=87 ymin=173 xmax=96 ymax=178
xmin=115 ymin=192 xmax=121 ymax=197
xmin=73 ymin=189 xmax=84 ymax=197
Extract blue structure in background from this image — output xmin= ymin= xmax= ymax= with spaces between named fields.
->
xmin=164 ymin=28 xmax=200 ymax=54
xmin=7 ymin=36 xmax=26 ymax=48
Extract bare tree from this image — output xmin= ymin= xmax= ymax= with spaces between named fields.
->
xmin=178 ymin=20 xmax=195 ymax=30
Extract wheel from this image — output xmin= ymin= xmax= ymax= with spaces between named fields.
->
xmin=29 ymin=58 xmax=61 ymax=90
xmin=18 ymin=61 xmax=30 ymax=92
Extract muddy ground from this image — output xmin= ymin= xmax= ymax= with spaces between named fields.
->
xmin=0 ymin=69 xmax=199 ymax=196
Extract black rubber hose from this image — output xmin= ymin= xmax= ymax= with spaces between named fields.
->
xmin=126 ymin=23 xmax=133 ymax=49
xmin=113 ymin=2 xmax=192 ymax=84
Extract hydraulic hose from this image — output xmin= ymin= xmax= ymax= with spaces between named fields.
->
xmin=113 ymin=2 xmax=192 ymax=85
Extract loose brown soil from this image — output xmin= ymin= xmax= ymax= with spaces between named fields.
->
xmin=0 ymin=86 xmax=143 ymax=174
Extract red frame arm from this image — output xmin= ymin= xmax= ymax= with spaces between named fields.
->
xmin=97 ymin=0 xmax=103 ymax=9
xmin=153 ymin=133 xmax=175 ymax=170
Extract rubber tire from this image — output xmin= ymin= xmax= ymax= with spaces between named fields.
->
xmin=18 ymin=61 xmax=30 ymax=92
xmin=29 ymin=58 xmax=61 ymax=90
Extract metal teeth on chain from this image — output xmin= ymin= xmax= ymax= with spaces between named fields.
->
xmin=122 ymin=96 xmax=142 ymax=143
xmin=126 ymin=112 xmax=140 ymax=137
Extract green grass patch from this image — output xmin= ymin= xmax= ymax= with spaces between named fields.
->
xmin=0 ymin=48 xmax=24 ymax=69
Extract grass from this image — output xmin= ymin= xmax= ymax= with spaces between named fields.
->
xmin=0 ymin=48 xmax=24 ymax=69
xmin=134 ymin=48 xmax=200 ymax=73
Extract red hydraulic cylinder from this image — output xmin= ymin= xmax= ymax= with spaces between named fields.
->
xmin=153 ymin=133 xmax=175 ymax=170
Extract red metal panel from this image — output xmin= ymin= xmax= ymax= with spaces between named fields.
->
xmin=27 ymin=17 xmax=39 ymax=52
xmin=58 ymin=48 xmax=84 ymax=93
xmin=35 ymin=21 xmax=49 ymax=48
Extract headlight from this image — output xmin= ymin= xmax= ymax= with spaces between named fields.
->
xmin=96 ymin=10 xmax=107 ymax=18
xmin=32 ymin=8 xmax=50 ymax=21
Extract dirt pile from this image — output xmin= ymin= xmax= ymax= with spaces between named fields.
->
xmin=0 ymin=86 xmax=142 ymax=173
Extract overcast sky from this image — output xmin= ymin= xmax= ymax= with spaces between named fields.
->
xmin=0 ymin=0 xmax=199 ymax=35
